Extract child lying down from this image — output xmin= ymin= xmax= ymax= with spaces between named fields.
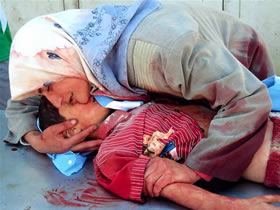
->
xmin=38 ymin=96 xmax=280 ymax=209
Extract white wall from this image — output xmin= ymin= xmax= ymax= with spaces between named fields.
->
xmin=224 ymin=0 xmax=280 ymax=76
xmin=1 ymin=0 xmax=279 ymax=74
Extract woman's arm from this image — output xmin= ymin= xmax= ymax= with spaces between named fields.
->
xmin=5 ymin=96 xmax=41 ymax=144
xmin=184 ymin=42 xmax=272 ymax=181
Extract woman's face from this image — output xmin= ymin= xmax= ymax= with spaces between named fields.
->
xmin=39 ymin=77 xmax=91 ymax=108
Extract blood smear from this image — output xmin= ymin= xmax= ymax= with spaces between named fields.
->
xmin=42 ymin=178 xmax=123 ymax=209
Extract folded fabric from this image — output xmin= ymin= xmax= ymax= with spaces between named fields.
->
xmin=94 ymin=95 xmax=143 ymax=111
xmin=262 ymin=76 xmax=280 ymax=111
xmin=47 ymin=151 xmax=91 ymax=176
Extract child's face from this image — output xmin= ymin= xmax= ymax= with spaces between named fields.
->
xmin=58 ymin=97 xmax=111 ymax=138
xmin=39 ymin=77 xmax=91 ymax=108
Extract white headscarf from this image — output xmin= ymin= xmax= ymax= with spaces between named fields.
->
xmin=9 ymin=0 xmax=161 ymax=100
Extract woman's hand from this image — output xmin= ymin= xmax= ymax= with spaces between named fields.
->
xmin=71 ymin=139 xmax=102 ymax=153
xmin=24 ymin=119 xmax=97 ymax=154
xmin=143 ymin=157 xmax=200 ymax=197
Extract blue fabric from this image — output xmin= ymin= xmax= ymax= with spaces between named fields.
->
xmin=50 ymin=0 xmax=161 ymax=97
xmin=94 ymin=95 xmax=143 ymax=111
xmin=47 ymin=152 xmax=91 ymax=176
xmin=160 ymin=141 xmax=176 ymax=157
xmin=262 ymin=76 xmax=280 ymax=111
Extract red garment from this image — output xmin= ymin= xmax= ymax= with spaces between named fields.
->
xmin=264 ymin=117 xmax=280 ymax=188
xmin=94 ymin=103 xmax=204 ymax=202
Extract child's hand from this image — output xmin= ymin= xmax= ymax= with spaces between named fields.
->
xmin=24 ymin=120 xmax=96 ymax=153
xmin=231 ymin=195 xmax=280 ymax=210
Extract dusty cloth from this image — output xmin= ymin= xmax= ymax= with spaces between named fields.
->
xmin=94 ymin=103 xmax=204 ymax=202
xmin=126 ymin=2 xmax=274 ymax=181
xmin=264 ymin=116 xmax=280 ymax=188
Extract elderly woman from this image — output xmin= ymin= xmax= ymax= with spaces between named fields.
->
xmin=5 ymin=0 xmax=277 ymax=197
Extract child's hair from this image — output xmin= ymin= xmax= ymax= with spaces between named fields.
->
xmin=38 ymin=96 xmax=65 ymax=131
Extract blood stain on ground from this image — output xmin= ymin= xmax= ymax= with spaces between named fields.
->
xmin=42 ymin=178 xmax=123 ymax=209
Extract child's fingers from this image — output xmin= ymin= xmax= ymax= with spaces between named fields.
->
xmin=251 ymin=195 xmax=280 ymax=204
xmin=153 ymin=175 xmax=170 ymax=197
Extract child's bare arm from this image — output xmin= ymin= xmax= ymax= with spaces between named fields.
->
xmin=160 ymin=182 xmax=280 ymax=210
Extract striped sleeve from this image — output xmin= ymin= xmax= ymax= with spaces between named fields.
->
xmin=94 ymin=105 xmax=150 ymax=202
